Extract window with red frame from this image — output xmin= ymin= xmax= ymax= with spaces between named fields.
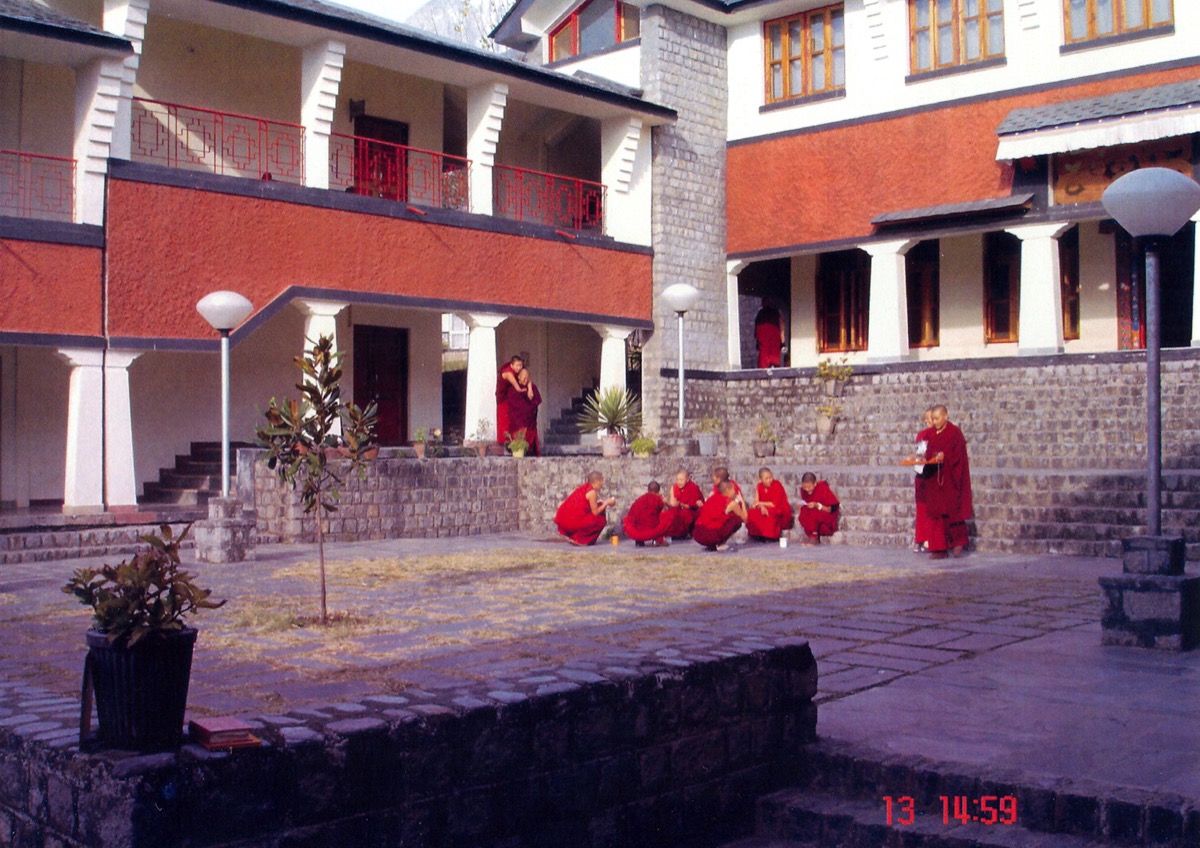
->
xmin=549 ymin=0 xmax=640 ymax=61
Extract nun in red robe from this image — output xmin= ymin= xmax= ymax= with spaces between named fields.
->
xmin=709 ymin=466 xmax=742 ymax=499
xmin=494 ymin=355 xmax=523 ymax=445
xmin=919 ymin=405 xmax=973 ymax=559
xmin=754 ymin=298 xmax=784 ymax=368
xmin=664 ymin=470 xmax=704 ymax=539
xmin=745 ymin=467 xmax=795 ymax=541
xmin=622 ymin=481 xmax=674 ymax=547
xmin=798 ymin=472 xmax=840 ymax=543
xmin=554 ymin=472 xmax=615 ymax=546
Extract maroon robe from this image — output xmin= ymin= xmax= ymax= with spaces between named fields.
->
xmin=754 ymin=306 xmax=783 ymax=368
xmin=622 ymin=492 xmax=673 ymax=544
xmin=693 ymin=494 xmax=742 ymax=549
xmin=495 ymin=364 xmax=518 ymax=445
xmin=554 ymin=483 xmax=607 ymax=546
xmin=745 ymin=480 xmax=795 ymax=541
xmin=664 ymin=480 xmax=704 ymax=538
xmin=506 ymin=382 xmax=542 ymax=456
xmin=798 ymin=481 xmax=840 ymax=539
xmin=920 ymin=422 xmax=973 ymax=552
xmin=710 ymin=480 xmax=742 ymax=499
xmin=914 ymin=426 xmax=935 ymax=546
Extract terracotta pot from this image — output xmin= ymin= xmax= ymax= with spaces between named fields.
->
xmin=413 ymin=442 xmax=426 ymax=459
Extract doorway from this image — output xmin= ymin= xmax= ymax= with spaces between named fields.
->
xmin=353 ymin=115 xmax=410 ymax=201
xmin=1116 ymin=223 xmax=1195 ymax=350
xmin=737 ymin=258 xmax=792 ymax=368
xmin=353 ymin=325 xmax=409 ymax=446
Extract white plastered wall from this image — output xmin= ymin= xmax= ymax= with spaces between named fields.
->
xmin=0 ymin=59 xmax=76 ymax=156
xmin=550 ymin=43 xmax=643 ymax=91
xmin=1067 ymin=221 xmax=1120 ymax=353
xmin=789 ymin=253 xmax=819 ymax=367
xmin=335 ymin=62 xmax=444 ymax=155
xmin=0 ymin=346 xmax=70 ymax=506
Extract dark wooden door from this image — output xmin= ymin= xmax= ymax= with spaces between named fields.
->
xmin=354 ymin=325 xmax=409 ymax=446
xmin=353 ymin=115 xmax=409 ymax=201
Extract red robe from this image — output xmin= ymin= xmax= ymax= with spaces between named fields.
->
xmin=664 ymin=481 xmax=704 ymax=538
xmin=745 ymin=480 xmax=795 ymax=541
xmin=798 ymin=481 xmax=840 ymax=539
xmin=914 ymin=426 xmax=935 ymax=545
xmin=506 ymin=382 xmax=542 ymax=456
xmin=754 ymin=306 xmax=783 ymax=368
xmin=622 ymin=492 xmax=673 ymax=544
xmin=495 ymin=364 xmax=518 ymax=445
xmin=920 ymin=422 xmax=973 ymax=552
xmin=554 ymin=483 xmax=607 ymax=546
xmin=710 ymin=480 xmax=742 ymax=499
xmin=693 ymin=494 xmax=743 ymax=549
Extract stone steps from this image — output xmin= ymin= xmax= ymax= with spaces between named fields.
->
xmin=0 ymin=521 xmax=198 ymax=564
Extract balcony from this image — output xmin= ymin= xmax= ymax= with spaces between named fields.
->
xmin=493 ymin=164 xmax=605 ymax=232
xmin=0 ymin=149 xmax=75 ymax=223
xmin=329 ymin=133 xmax=470 ymax=211
xmin=131 ymin=98 xmax=305 ymax=184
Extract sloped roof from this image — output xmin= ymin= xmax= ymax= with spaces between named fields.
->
xmin=0 ymin=0 xmax=133 ymax=50
xmin=872 ymin=194 xmax=1034 ymax=227
xmin=997 ymin=78 xmax=1200 ymax=136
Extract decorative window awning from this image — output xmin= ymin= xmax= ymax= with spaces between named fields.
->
xmin=995 ymin=79 xmax=1200 ymax=161
xmin=871 ymin=193 xmax=1034 ymax=227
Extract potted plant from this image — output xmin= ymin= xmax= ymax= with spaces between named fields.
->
xmin=696 ymin=415 xmax=722 ymax=457
xmin=412 ymin=427 xmax=442 ymax=459
xmin=815 ymin=356 xmax=853 ymax=396
xmin=466 ymin=418 xmax=491 ymax=458
xmin=63 ymin=524 xmax=225 ymax=751
xmin=507 ymin=428 xmax=529 ymax=458
xmin=816 ymin=399 xmax=843 ymax=437
xmin=752 ymin=419 xmax=778 ymax=458
xmin=629 ymin=434 xmax=656 ymax=458
xmin=576 ymin=386 xmax=642 ymax=458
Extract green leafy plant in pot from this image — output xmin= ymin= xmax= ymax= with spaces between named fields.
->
xmin=576 ymin=386 xmax=642 ymax=458
xmin=63 ymin=523 xmax=225 ymax=751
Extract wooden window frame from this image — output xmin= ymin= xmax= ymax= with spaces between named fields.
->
xmin=816 ymin=249 xmax=870 ymax=354
xmin=763 ymin=4 xmax=845 ymax=105
xmin=1059 ymin=225 xmax=1081 ymax=341
xmin=984 ymin=232 xmax=1021 ymax=344
xmin=1062 ymin=0 xmax=1173 ymax=45
xmin=909 ymin=0 xmax=1005 ymax=74
xmin=906 ymin=240 xmax=941 ymax=348
xmin=549 ymin=0 xmax=639 ymax=62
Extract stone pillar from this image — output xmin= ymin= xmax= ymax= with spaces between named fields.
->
xmin=466 ymin=82 xmax=508 ymax=217
xmin=727 ymin=260 xmax=748 ymax=369
xmin=1007 ymin=222 xmax=1071 ymax=356
xmin=1190 ymin=212 xmax=1200 ymax=347
xmin=104 ymin=351 xmax=142 ymax=509
xmin=73 ymin=57 xmax=125 ymax=225
xmin=600 ymin=116 xmax=651 ymax=245
xmin=295 ymin=299 xmax=349 ymax=349
xmin=194 ymin=496 xmax=256 ymax=563
xmin=594 ymin=325 xmax=633 ymax=394
xmin=863 ymin=239 xmax=916 ymax=363
xmin=460 ymin=313 xmax=507 ymax=441
xmin=301 ymin=39 xmax=346 ymax=190
xmin=58 ymin=349 xmax=105 ymax=510
xmin=1100 ymin=537 xmax=1198 ymax=651
xmin=103 ymin=0 xmax=150 ymax=162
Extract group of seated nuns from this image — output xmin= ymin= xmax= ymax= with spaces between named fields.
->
xmin=553 ymin=466 xmax=840 ymax=552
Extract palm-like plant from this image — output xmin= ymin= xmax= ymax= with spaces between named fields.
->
xmin=576 ymin=386 xmax=642 ymax=438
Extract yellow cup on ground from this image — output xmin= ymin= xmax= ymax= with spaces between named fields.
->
xmin=611 ymin=534 xmax=619 ymax=546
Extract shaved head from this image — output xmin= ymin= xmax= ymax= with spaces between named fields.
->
xmin=647 ymin=481 xmax=661 ymax=494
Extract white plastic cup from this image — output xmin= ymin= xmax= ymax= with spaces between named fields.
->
xmin=779 ymin=537 xmax=788 ymax=549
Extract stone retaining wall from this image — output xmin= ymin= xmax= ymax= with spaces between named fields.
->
xmin=0 ymin=644 xmax=818 ymax=848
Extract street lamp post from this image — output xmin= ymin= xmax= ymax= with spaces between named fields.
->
xmin=661 ymin=284 xmax=700 ymax=431
xmin=196 ymin=291 xmax=254 ymax=499
xmin=1101 ymin=168 xmax=1200 ymax=538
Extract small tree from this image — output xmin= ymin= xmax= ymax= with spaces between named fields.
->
xmin=256 ymin=335 xmax=377 ymax=624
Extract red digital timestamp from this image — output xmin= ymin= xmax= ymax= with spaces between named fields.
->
xmin=883 ymin=795 xmax=1018 ymax=826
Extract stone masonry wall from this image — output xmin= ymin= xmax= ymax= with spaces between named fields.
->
xmin=640 ymin=4 xmax=730 ymax=438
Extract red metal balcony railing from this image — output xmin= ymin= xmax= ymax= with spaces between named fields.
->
xmin=493 ymin=164 xmax=605 ymax=232
xmin=0 ymin=149 xmax=74 ymax=222
xmin=329 ymin=133 xmax=470 ymax=211
xmin=131 ymin=98 xmax=305 ymax=184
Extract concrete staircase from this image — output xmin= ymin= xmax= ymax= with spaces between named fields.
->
xmin=140 ymin=440 xmax=255 ymax=507
xmin=717 ymin=740 xmax=1195 ymax=848
xmin=541 ymin=383 xmax=602 ymax=456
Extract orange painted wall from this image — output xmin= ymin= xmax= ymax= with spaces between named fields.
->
xmin=105 ymin=179 xmax=652 ymax=340
xmin=0 ymin=239 xmax=102 ymax=336
xmin=727 ymin=65 xmax=1200 ymax=255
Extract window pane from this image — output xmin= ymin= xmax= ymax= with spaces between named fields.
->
xmin=772 ymin=65 xmax=783 ymax=100
xmin=965 ymin=0 xmax=979 ymax=15
xmin=831 ymin=8 xmax=844 ymax=45
xmin=788 ymin=19 xmax=803 ymax=56
xmin=1151 ymin=0 xmax=1171 ymax=23
xmin=937 ymin=23 xmax=953 ymax=64
xmin=1125 ymin=0 xmax=1145 ymax=27
xmin=578 ymin=0 xmax=617 ymax=54
xmin=987 ymin=0 xmax=1002 ymax=10
xmin=1096 ymin=0 xmax=1115 ymax=35
xmin=552 ymin=24 xmax=574 ymax=58
xmin=965 ymin=19 xmax=980 ymax=59
xmin=832 ymin=46 xmax=845 ymax=86
xmin=790 ymin=58 xmax=804 ymax=94
xmin=916 ymin=30 xmax=931 ymax=69
xmin=770 ymin=25 xmax=782 ymax=61
xmin=988 ymin=13 xmax=1004 ymax=53
xmin=916 ymin=0 xmax=930 ymax=28
xmin=620 ymin=3 xmax=639 ymax=39
xmin=936 ymin=0 xmax=952 ymax=20
xmin=810 ymin=16 xmax=825 ymax=51
xmin=1067 ymin=0 xmax=1088 ymax=38
xmin=811 ymin=55 xmax=825 ymax=90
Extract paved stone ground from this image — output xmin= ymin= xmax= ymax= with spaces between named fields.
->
xmin=1 ymin=533 xmax=1196 ymax=802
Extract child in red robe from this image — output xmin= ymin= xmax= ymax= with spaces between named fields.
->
xmin=745 ymin=467 xmax=795 ymax=542
xmin=709 ymin=466 xmax=743 ymax=499
xmin=664 ymin=469 xmax=704 ymax=539
xmin=506 ymin=368 xmax=542 ymax=456
xmin=554 ymin=471 xmax=615 ymax=546
xmin=622 ymin=481 xmax=674 ymax=547
xmin=693 ymin=480 xmax=747 ymax=551
xmin=798 ymin=472 xmax=839 ymax=544
xmin=912 ymin=407 xmax=935 ymax=552
xmin=494 ymin=355 xmax=523 ymax=446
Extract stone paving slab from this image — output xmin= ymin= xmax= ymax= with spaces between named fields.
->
xmin=0 ymin=532 xmax=1196 ymax=805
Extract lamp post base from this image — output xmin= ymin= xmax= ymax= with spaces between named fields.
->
xmin=194 ymin=496 xmax=256 ymax=564
xmin=1100 ymin=535 xmax=1197 ymax=651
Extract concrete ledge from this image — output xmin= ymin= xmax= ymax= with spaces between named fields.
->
xmin=1099 ymin=573 xmax=1200 ymax=650
xmin=0 ymin=643 xmax=818 ymax=848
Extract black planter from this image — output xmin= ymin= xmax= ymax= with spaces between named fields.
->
xmin=85 ymin=627 xmax=197 ymax=751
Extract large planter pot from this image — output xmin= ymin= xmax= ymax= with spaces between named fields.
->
xmin=816 ymin=414 xmax=837 ymax=437
xmin=600 ymin=434 xmax=624 ymax=458
xmin=697 ymin=433 xmax=719 ymax=456
xmin=752 ymin=440 xmax=776 ymax=458
xmin=824 ymin=379 xmax=846 ymax=397
xmin=85 ymin=627 xmax=197 ymax=751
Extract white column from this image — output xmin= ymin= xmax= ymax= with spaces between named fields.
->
xmin=104 ymin=351 xmax=142 ymax=508
xmin=460 ymin=313 xmax=507 ymax=441
xmin=58 ymin=349 xmax=105 ymax=510
xmin=103 ymin=0 xmax=150 ymax=162
xmin=594 ymin=325 xmax=632 ymax=394
xmin=727 ymin=260 xmax=748 ymax=369
xmin=863 ymin=239 xmax=917 ymax=363
xmin=466 ymin=82 xmax=508 ymax=216
xmin=301 ymin=39 xmax=346 ymax=191
xmin=73 ymin=57 xmax=125 ymax=225
xmin=600 ymin=116 xmax=650 ymax=245
xmin=1007 ymin=222 xmax=1072 ymax=356
xmin=1190 ymin=212 xmax=1200 ymax=347
xmin=295 ymin=299 xmax=349 ymax=349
